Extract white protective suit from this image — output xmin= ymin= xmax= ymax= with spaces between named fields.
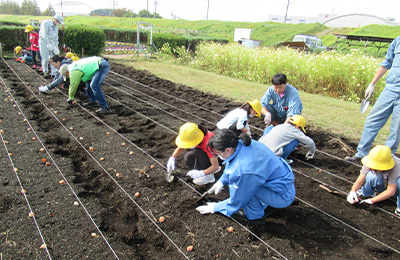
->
xmin=38 ymin=19 xmax=60 ymax=76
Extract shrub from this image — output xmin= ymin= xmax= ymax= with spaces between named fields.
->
xmin=152 ymin=33 xmax=187 ymax=55
xmin=64 ymin=25 xmax=106 ymax=56
xmin=0 ymin=26 xmax=29 ymax=52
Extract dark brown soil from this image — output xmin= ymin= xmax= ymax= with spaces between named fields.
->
xmin=0 ymin=59 xmax=399 ymax=260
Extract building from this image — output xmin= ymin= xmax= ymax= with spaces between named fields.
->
xmin=269 ymin=13 xmax=400 ymax=28
xmin=269 ymin=13 xmax=338 ymax=24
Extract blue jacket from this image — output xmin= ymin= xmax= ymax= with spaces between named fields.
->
xmin=260 ymin=84 xmax=302 ymax=118
xmin=380 ymin=36 xmax=400 ymax=91
xmin=48 ymin=59 xmax=73 ymax=89
xmin=213 ymin=140 xmax=295 ymax=219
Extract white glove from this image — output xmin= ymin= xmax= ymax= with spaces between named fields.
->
xmin=359 ymin=198 xmax=374 ymax=205
xmin=264 ymin=112 xmax=271 ymax=125
xmin=346 ymin=191 xmax=358 ymax=204
xmin=207 ymin=181 xmax=224 ymax=195
xmin=365 ymin=83 xmax=375 ymax=99
xmin=53 ymin=48 xmax=60 ymax=55
xmin=187 ymin=169 xmax=205 ymax=179
xmin=196 ymin=202 xmax=215 ymax=214
xmin=306 ymin=151 xmax=314 ymax=160
xmin=166 ymin=157 xmax=175 ymax=173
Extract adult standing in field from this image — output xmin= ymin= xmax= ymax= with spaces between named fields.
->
xmin=196 ymin=129 xmax=295 ymax=225
xmin=346 ymin=36 xmax=400 ymax=162
xmin=59 ymin=56 xmax=111 ymax=114
xmin=24 ymin=25 xmax=41 ymax=69
xmin=260 ymin=73 xmax=303 ymax=132
xmin=39 ymin=14 xmax=63 ymax=77
xmin=346 ymin=145 xmax=400 ymax=216
xmin=166 ymin=122 xmax=221 ymax=185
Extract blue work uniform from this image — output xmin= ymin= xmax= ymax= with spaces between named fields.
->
xmin=213 ymin=140 xmax=296 ymax=220
xmin=356 ymin=36 xmax=400 ymax=157
xmin=260 ymin=83 xmax=302 ymax=123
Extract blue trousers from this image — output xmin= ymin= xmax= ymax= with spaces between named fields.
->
xmin=86 ymin=58 xmax=109 ymax=108
xmin=356 ymin=88 xmax=400 ymax=157
xmin=361 ymin=170 xmax=400 ymax=208
xmin=263 ymin=125 xmax=300 ymax=159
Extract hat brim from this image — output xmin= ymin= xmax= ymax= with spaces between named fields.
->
xmin=361 ymin=155 xmax=395 ymax=171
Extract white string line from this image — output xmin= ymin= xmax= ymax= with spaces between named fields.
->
xmin=0 ymin=133 xmax=52 ymax=259
xmin=5 ymin=60 xmax=191 ymax=260
xmin=109 ymin=70 xmax=362 ymax=166
xmin=103 ymin=78 xmax=216 ymax=126
xmin=21 ymin=61 xmax=368 ymax=258
xmin=46 ymin=64 xmax=399 ymax=257
xmin=292 ymin=168 xmax=400 ymax=220
xmin=103 ymin=83 xmax=189 ymax=124
xmin=0 ymin=78 xmax=52 ymax=258
xmin=290 ymin=156 xmax=354 ymax=184
xmin=2 ymin=62 xmax=122 ymax=259
xmin=296 ymin=195 xmax=400 ymax=255
xmin=24 ymin=65 xmax=290 ymax=258
xmin=107 ymin=69 xmax=400 ymax=250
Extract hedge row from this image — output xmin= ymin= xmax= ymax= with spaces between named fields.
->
xmin=0 ymin=24 xmax=229 ymax=56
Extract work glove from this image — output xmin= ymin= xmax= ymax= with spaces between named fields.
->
xmin=53 ymin=48 xmax=60 ymax=55
xmin=365 ymin=83 xmax=375 ymax=99
xmin=67 ymin=99 xmax=75 ymax=105
xmin=196 ymin=202 xmax=215 ymax=214
xmin=305 ymin=151 xmax=314 ymax=160
xmin=346 ymin=191 xmax=358 ymax=204
xmin=166 ymin=157 xmax=175 ymax=173
xmin=264 ymin=112 xmax=271 ymax=126
xmin=187 ymin=169 xmax=205 ymax=179
xmin=16 ymin=57 xmax=21 ymax=61
xmin=359 ymin=198 xmax=374 ymax=205
xmin=207 ymin=181 xmax=224 ymax=195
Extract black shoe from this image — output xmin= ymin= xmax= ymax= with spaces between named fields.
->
xmin=96 ymin=107 xmax=111 ymax=114
xmin=83 ymin=101 xmax=98 ymax=108
xmin=344 ymin=155 xmax=362 ymax=162
xmin=232 ymin=210 xmax=268 ymax=225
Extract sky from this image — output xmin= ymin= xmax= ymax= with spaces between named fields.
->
xmin=24 ymin=0 xmax=400 ymax=23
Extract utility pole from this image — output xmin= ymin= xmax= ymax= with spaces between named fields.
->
xmin=146 ymin=0 xmax=149 ymax=18
xmin=154 ymin=0 xmax=159 ymax=18
xmin=284 ymin=0 xmax=290 ymax=23
xmin=170 ymin=10 xmax=174 ymax=19
xmin=206 ymin=0 xmax=210 ymax=20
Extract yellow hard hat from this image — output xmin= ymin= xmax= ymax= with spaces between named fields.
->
xmin=247 ymin=99 xmax=262 ymax=117
xmin=25 ymin=25 xmax=34 ymax=32
xmin=175 ymin=123 xmax=204 ymax=148
xmin=15 ymin=46 xmax=22 ymax=54
xmin=361 ymin=145 xmax=395 ymax=171
xmin=71 ymin=56 xmax=80 ymax=62
xmin=65 ymin=52 xmax=74 ymax=58
xmin=290 ymin=115 xmax=306 ymax=133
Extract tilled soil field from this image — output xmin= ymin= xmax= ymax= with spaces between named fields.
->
xmin=0 ymin=58 xmax=399 ymax=260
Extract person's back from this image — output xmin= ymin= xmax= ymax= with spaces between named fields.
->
xmin=259 ymin=115 xmax=315 ymax=160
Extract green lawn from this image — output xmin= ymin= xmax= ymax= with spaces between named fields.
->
xmin=107 ymin=54 xmax=392 ymax=149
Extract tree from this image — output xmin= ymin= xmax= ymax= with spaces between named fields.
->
xmin=0 ymin=0 xmax=21 ymax=14
xmin=138 ymin=9 xmax=151 ymax=18
xmin=41 ymin=3 xmax=55 ymax=16
xmin=113 ymin=7 xmax=129 ymax=17
xmin=153 ymin=12 xmax=162 ymax=19
xmin=20 ymin=0 xmax=40 ymax=15
xmin=123 ymin=11 xmax=137 ymax=18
